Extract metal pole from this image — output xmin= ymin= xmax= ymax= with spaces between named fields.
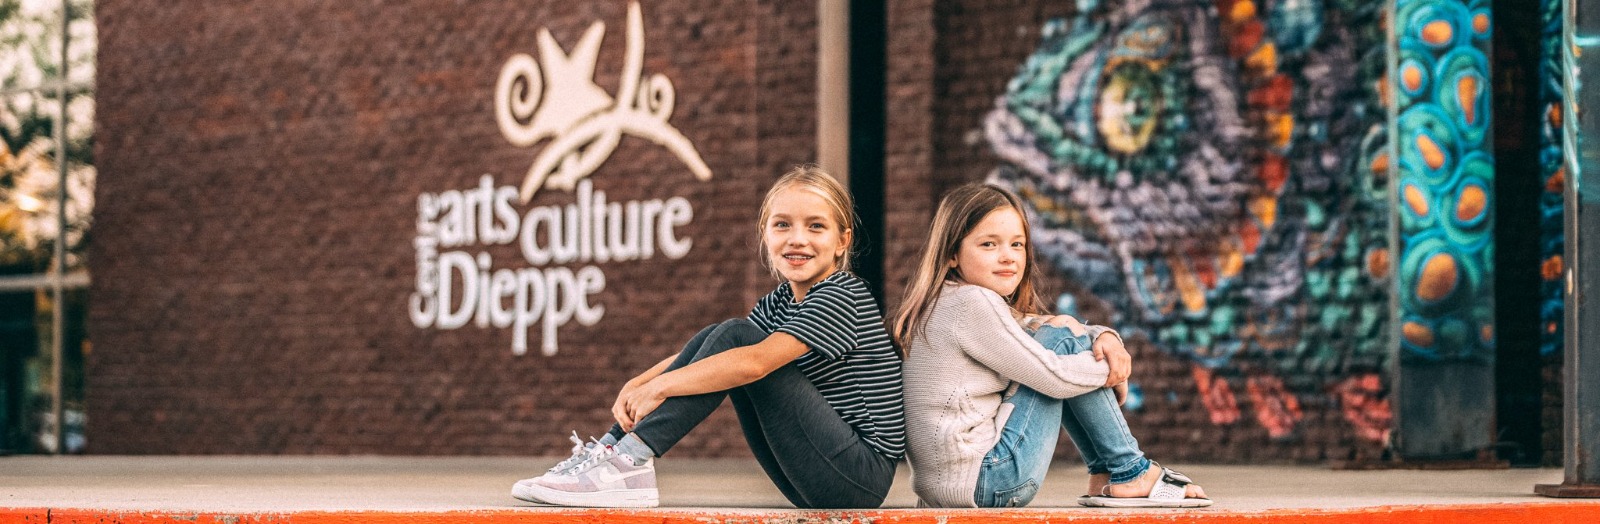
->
xmin=1384 ymin=0 xmax=1404 ymax=459
xmin=1536 ymin=0 xmax=1600 ymax=498
xmin=49 ymin=0 xmax=69 ymax=455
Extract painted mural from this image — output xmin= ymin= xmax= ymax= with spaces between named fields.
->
xmin=1538 ymin=0 xmax=1565 ymax=359
xmin=983 ymin=0 xmax=1393 ymax=444
xmin=1536 ymin=0 xmax=1567 ymax=466
xmin=1392 ymin=0 xmax=1493 ymax=367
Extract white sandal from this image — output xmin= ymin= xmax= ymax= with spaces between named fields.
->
xmin=1080 ymin=464 xmax=1213 ymax=508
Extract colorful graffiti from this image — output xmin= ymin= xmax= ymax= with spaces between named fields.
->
xmin=984 ymin=0 xmax=1392 ymax=443
xmin=1538 ymin=0 xmax=1565 ymax=358
xmin=1393 ymin=0 xmax=1494 ymax=365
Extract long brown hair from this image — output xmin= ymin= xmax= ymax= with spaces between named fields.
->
xmin=889 ymin=183 xmax=1045 ymax=352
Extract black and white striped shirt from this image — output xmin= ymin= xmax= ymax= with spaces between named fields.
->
xmin=749 ymin=271 xmax=907 ymax=459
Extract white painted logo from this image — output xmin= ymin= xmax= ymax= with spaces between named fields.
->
xmin=494 ymin=1 xmax=711 ymax=202
xmin=410 ymin=2 xmax=710 ymax=356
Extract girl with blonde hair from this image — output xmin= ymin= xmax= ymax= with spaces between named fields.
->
xmin=513 ymin=165 xmax=905 ymax=509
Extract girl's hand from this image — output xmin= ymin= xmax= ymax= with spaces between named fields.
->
xmin=1093 ymin=332 xmax=1132 ymax=386
xmin=614 ymin=380 xmax=652 ymax=431
xmin=612 ymin=355 xmax=680 ymax=429
xmin=611 ymin=380 xmax=644 ymax=430
xmin=1113 ymin=381 xmax=1129 ymax=406
xmin=615 ymin=382 xmax=667 ymax=432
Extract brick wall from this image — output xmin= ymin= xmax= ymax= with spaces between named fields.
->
xmin=92 ymin=0 xmax=1455 ymax=464
xmin=90 ymin=0 xmax=814 ymax=455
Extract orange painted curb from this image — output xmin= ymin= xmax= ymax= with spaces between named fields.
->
xmin=7 ymin=503 xmax=1600 ymax=524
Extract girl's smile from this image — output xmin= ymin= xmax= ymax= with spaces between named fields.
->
xmin=782 ymin=251 xmax=816 ymax=266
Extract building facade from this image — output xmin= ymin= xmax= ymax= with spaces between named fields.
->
xmin=88 ymin=0 xmax=1569 ymax=464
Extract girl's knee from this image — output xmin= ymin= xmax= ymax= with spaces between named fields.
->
xmin=717 ymin=317 xmax=759 ymax=330
xmin=715 ymin=318 xmax=764 ymax=339
xmin=692 ymin=318 xmax=766 ymax=359
xmin=695 ymin=318 xmax=755 ymax=334
xmin=1031 ymin=325 xmax=1092 ymax=356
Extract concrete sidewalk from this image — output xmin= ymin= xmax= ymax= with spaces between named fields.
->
xmin=3 ymin=456 xmax=1597 ymax=522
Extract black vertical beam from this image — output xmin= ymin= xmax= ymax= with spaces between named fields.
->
xmin=849 ymin=0 xmax=887 ymax=303
xmin=1492 ymin=0 xmax=1546 ymax=466
xmin=1536 ymin=0 xmax=1600 ymax=498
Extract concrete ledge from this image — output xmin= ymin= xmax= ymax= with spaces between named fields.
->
xmin=6 ymin=457 xmax=1599 ymax=523
xmin=9 ymin=504 xmax=1600 ymax=524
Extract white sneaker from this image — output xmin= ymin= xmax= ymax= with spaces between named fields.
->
xmin=512 ymin=431 xmax=601 ymax=503
xmin=512 ymin=444 xmax=658 ymax=508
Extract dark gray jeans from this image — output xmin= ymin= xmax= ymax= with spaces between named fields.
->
xmin=606 ymin=318 xmax=894 ymax=509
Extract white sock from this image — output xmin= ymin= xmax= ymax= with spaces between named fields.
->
xmin=614 ymin=434 xmax=656 ymax=466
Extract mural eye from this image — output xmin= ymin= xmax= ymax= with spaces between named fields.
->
xmin=1096 ymin=60 xmax=1165 ymax=155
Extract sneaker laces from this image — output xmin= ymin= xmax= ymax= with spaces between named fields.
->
xmin=566 ymin=443 xmax=620 ymax=475
xmin=547 ymin=431 xmax=600 ymax=474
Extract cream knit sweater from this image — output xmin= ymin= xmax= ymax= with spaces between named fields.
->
xmin=903 ymin=283 xmax=1113 ymax=507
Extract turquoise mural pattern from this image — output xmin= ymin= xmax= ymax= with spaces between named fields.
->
xmin=1538 ymin=0 xmax=1565 ymax=358
xmin=984 ymin=0 xmax=1392 ymax=445
xmin=1392 ymin=0 xmax=1494 ymax=364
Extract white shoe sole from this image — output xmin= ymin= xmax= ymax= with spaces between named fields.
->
xmin=1081 ymin=495 xmax=1213 ymax=508
xmin=513 ymin=482 xmax=659 ymax=508
xmin=510 ymin=481 xmax=547 ymax=504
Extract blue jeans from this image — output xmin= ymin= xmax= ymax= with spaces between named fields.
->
xmin=972 ymin=325 xmax=1151 ymax=507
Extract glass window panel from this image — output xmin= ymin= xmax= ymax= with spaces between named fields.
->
xmin=0 ymin=88 xmax=59 ymax=275
xmin=0 ymin=286 xmax=86 ymax=454
xmin=0 ymin=1 xmax=66 ymax=91
xmin=0 ymin=0 xmax=92 ymax=455
xmin=44 ymin=285 xmax=86 ymax=453
xmin=65 ymin=0 xmax=92 ymax=87
xmin=0 ymin=288 xmax=42 ymax=453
